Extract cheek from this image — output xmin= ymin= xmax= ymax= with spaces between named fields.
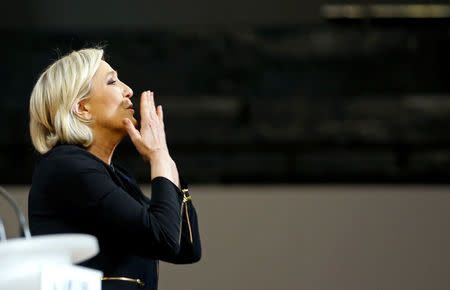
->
xmin=101 ymin=93 xmax=122 ymax=111
xmin=90 ymin=98 xmax=123 ymax=122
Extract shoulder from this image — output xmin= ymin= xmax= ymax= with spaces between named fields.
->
xmin=32 ymin=144 xmax=111 ymax=186
xmin=30 ymin=145 xmax=117 ymax=202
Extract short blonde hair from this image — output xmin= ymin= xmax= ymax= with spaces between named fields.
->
xmin=29 ymin=48 xmax=104 ymax=154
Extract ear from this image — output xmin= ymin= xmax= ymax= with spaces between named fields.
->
xmin=73 ymin=99 xmax=92 ymax=121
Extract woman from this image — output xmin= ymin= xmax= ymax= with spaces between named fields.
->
xmin=28 ymin=47 xmax=201 ymax=290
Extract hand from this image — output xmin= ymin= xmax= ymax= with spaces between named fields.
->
xmin=124 ymin=91 xmax=180 ymax=186
xmin=124 ymin=91 xmax=179 ymax=186
xmin=124 ymin=90 xmax=168 ymax=162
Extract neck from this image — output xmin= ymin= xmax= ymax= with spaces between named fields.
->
xmin=87 ymin=129 xmax=123 ymax=165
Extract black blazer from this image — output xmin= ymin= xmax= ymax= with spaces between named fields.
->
xmin=28 ymin=144 xmax=201 ymax=290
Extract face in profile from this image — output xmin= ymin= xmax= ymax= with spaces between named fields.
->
xmin=81 ymin=60 xmax=137 ymax=134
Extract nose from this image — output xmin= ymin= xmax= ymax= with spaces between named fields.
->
xmin=123 ymin=84 xmax=133 ymax=99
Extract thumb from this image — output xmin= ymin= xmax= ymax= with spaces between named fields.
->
xmin=123 ymin=119 xmax=141 ymax=145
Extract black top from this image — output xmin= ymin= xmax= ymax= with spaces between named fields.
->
xmin=28 ymin=144 xmax=201 ymax=290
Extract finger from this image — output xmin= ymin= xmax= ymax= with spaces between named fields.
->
xmin=140 ymin=91 xmax=150 ymax=124
xmin=123 ymin=118 xmax=141 ymax=144
xmin=149 ymin=91 xmax=157 ymax=117
xmin=157 ymin=105 xmax=164 ymax=123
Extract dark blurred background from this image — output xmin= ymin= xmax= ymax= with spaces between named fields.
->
xmin=2 ymin=2 xmax=450 ymax=290
xmin=1 ymin=0 xmax=449 ymax=184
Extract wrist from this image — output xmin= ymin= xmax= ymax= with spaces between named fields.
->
xmin=147 ymin=150 xmax=171 ymax=163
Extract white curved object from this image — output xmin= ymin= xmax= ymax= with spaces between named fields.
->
xmin=0 ymin=234 xmax=100 ymax=290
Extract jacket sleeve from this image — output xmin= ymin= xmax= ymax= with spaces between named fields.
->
xmin=47 ymin=156 xmax=186 ymax=260
xmin=157 ymin=180 xmax=202 ymax=264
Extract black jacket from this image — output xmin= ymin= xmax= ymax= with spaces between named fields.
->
xmin=28 ymin=144 xmax=201 ymax=290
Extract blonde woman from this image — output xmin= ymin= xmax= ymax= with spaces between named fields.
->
xmin=28 ymin=48 xmax=201 ymax=290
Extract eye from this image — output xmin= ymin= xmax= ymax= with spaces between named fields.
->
xmin=107 ymin=79 xmax=117 ymax=85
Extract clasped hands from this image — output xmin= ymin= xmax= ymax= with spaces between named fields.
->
xmin=123 ymin=91 xmax=180 ymax=188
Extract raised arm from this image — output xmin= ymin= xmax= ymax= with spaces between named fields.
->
xmin=123 ymin=90 xmax=201 ymax=263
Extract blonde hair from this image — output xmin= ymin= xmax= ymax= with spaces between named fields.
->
xmin=29 ymin=48 xmax=104 ymax=154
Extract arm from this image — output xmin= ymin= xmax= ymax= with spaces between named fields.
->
xmin=123 ymin=90 xmax=201 ymax=262
xmin=47 ymin=157 xmax=184 ymax=260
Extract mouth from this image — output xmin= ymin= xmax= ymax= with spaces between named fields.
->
xmin=127 ymin=103 xmax=133 ymax=109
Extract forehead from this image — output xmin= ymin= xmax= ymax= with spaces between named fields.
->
xmin=95 ymin=60 xmax=115 ymax=77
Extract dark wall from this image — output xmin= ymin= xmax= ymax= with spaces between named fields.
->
xmin=6 ymin=0 xmax=449 ymax=29
xmin=1 ymin=0 xmax=318 ymax=29
xmin=1 ymin=1 xmax=449 ymax=184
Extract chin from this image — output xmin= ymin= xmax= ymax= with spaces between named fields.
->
xmin=121 ymin=117 xmax=138 ymax=131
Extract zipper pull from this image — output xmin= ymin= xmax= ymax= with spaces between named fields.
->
xmin=178 ymin=189 xmax=193 ymax=244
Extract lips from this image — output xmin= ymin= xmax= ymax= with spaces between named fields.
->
xmin=127 ymin=103 xmax=133 ymax=109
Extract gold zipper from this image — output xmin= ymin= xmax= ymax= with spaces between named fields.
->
xmin=102 ymin=277 xmax=145 ymax=286
xmin=178 ymin=189 xmax=193 ymax=244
